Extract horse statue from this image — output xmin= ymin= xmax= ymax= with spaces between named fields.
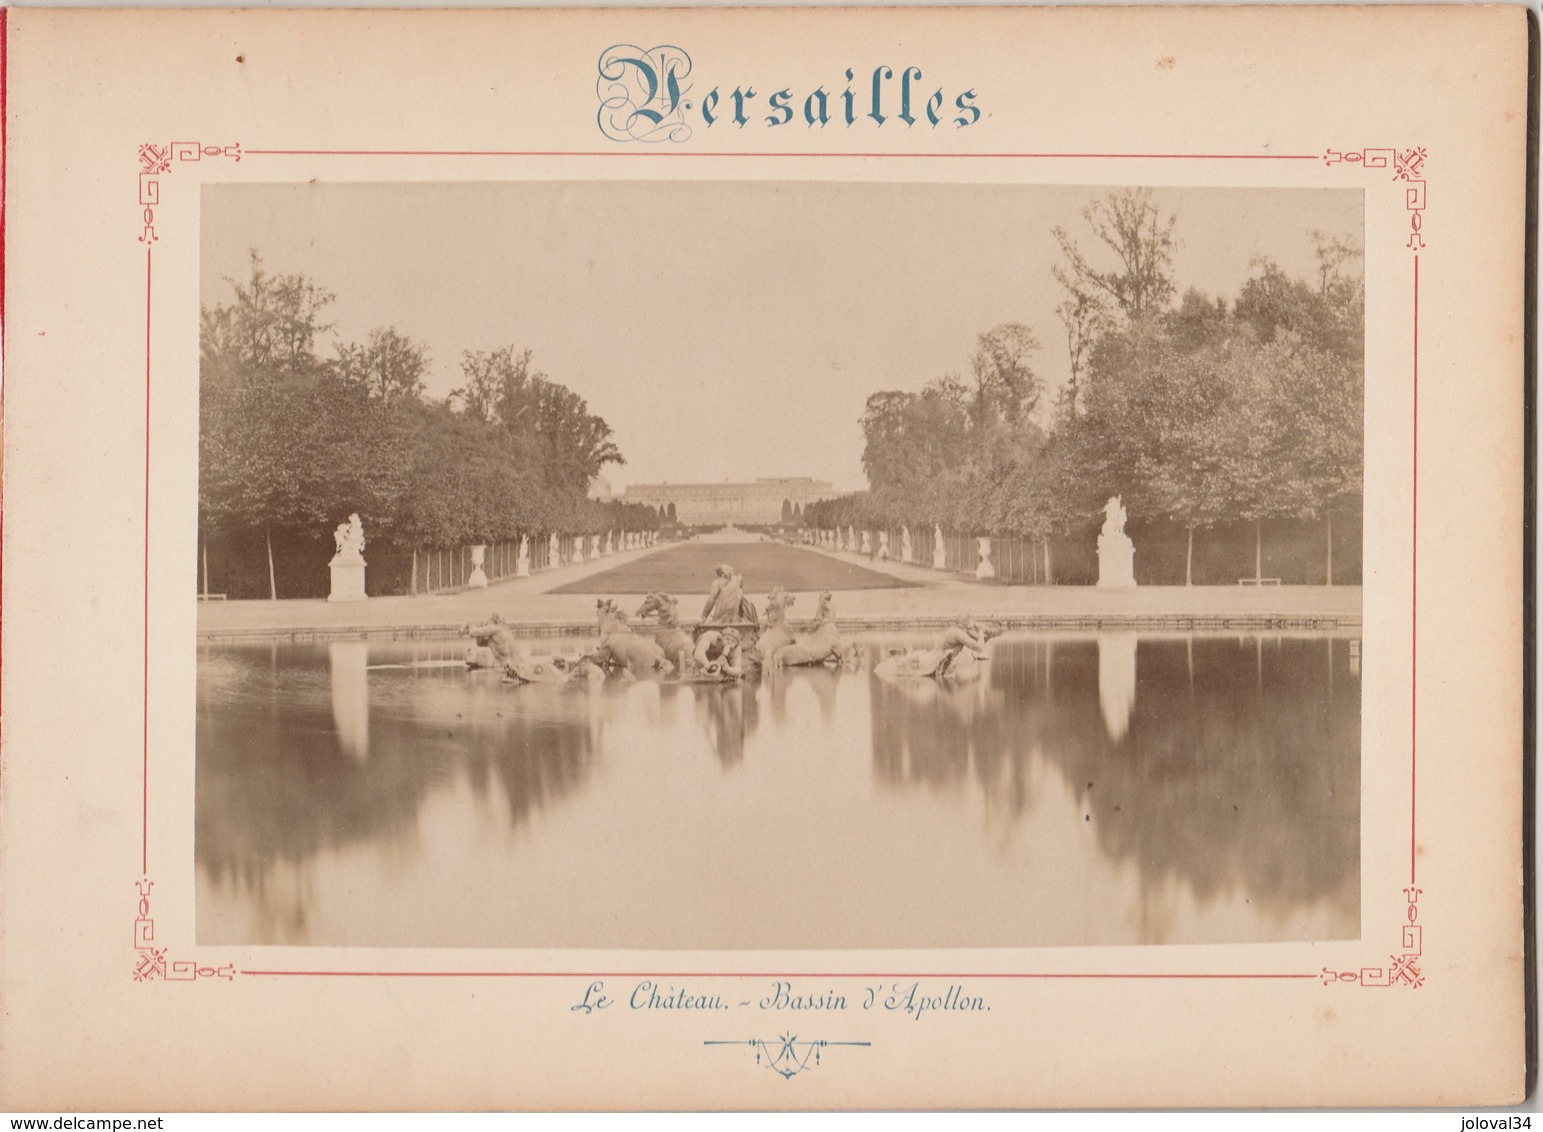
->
xmin=751 ymin=587 xmax=797 ymax=662
xmin=635 ymin=592 xmax=696 ymax=665
xmin=873 ymin=618 xmax=1001 ymax=680
xmin=770 ymin=591 xmax=859 ymax=668
xmin=593 ymin=599 xmax=673 ymax=674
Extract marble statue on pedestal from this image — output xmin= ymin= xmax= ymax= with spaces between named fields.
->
xmin=932 ymin=524 xmax=947 ymax=570
xmin=328 ymin=513 xmax=368 ymax=602
xmin=901 ymin=526 xmax=913 ymax=564
xmin=877 ymin=531 xmax=890 ymax=561
xmin=1097 ymin=495 xmax=1137 ymax=588
xmin=516 ymin=535 xmax=531 ymax=578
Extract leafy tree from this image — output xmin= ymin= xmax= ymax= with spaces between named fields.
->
xmin=452 ymin=346 xmax=530 ymax=424
xmin=201 ymin=250 xmax=336 ymax=387
xmin=860 ymin=380 xmax=971 ymax=500
xmin=199 ymin=254 xmax=636 ymax=598
xmin=334 ymin=327 xmax=429 ymax=402
xmin=968 ymin=322 xmax=1044 ymax=429
xmin=1053 ymin=286 xmax=1109 ymax=421
xmin=1235 ymin=243 xmax=1362 ymax=363
xmin=1052 ymin=188 xmax=1179 ymax=323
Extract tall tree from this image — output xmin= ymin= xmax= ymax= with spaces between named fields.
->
xmin=1053 ymin=287 xmax=1109 ymax=421
xmin=1052 ymin=188 xmax=1179 ymax=323
xmin=968 ymin=322 xmax=1044 ymax=428
xmin=203 ymin=250 xmax=336 ymax=386
xmin=453 ymin=346 xmax=532 ymax=424
xmin=334 ymin=327 xmax=429 ymax=403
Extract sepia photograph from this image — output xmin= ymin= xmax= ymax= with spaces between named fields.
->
xmin=3 ymin=2 xmax=1529 ymax=1111
xmin=194 ymin=180 xmax=1366 ymax=951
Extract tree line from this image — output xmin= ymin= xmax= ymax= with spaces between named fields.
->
xmin=804 ymin=189 xmax=1364 ymax=584
xmin=199 ymin=252 xmax=656 ymax=598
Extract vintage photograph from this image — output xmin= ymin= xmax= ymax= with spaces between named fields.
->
xmin=194 ymin=180 xmax=1365 ymax=951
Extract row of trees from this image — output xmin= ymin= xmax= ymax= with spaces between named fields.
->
xmin=806 ymin=190 xmax=1364 ymax=584
xmin=200 ymin=253 xmax=653 ymax=597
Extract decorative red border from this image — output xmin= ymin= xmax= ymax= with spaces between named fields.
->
xmin=1325 ymin=147 xmax=1427 ymax=252
xmin=137 ymin=142 xmax=241 ymax=244
xmin=140 ymin=144 xmax=1422 ymax=989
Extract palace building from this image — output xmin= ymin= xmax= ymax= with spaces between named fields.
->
xmin=622 ymin=477 xmax=836 ymax=526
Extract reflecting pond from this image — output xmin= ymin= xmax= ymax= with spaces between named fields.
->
xmin=196 ymin=632 xmax=1360 ymax=949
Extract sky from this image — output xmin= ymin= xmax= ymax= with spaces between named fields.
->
xmin=202 ymin=181 xmax=1363 ymax=493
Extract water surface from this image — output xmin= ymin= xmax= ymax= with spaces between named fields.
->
xmin=196 ymin=632 xmax=1360 ymax=948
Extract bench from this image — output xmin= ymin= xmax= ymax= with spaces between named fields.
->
xmin=1237 ymin=578 xmax=1281 ymax=586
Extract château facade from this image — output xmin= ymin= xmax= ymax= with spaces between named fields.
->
xmin=623 ymin=477 xmax=835 ymax=526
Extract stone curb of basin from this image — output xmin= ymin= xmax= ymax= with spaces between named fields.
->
xmin=197 ymin=538 xmax=1362 ymax=643
xmin=200 ymin=611 xmax=1361 ymax=644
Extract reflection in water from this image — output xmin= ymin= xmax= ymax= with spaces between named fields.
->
xmin=869 ymin=636 xmax=1360 ymax=943
xmin=197 ymin=632 xmax=1359 ymax=949
xmin=691 ymin=679 xmax=760 ymax=767
xmin=1097 ymin=632 xmax=1137 ymax=742
xmin=328 ymin=641 xmax=370 ymax=763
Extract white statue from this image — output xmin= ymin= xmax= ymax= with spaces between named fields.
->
xmin=861 ymin=530 xmax=873 ymax=555
xmin=515 ymin=535 xmax=531 ymax=578
xmin=330 ymin=513 xmax=366 ymax=565
xmin=327 ymin=513 xmax=367 ymax=601
xmin=877 ymin=531 xmax=890 ymax=561
xmin=548 ymin=532 xmax=560 ymax=567
xmin=1102 ymin=495 xmax=1128 ymax=540
xmin=1097 ymin=495 xmax=1137 ymax=588
xmin=901 ymin=526 xmax=914 ymax=564
xmin=932 ymin=524 xmax=947 ymax=570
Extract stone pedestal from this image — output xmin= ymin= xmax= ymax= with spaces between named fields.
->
xmin=515 ymin=556 xmax=531 ymax=578
xmin=1097 ymin=535 xmax=1137 ymax=588
xmin=467 ymin=544 xmax=489 ymax=588
xmin=328 ymin=560 xmax=367 ymax=602
xmin=975 ymin=536 xmax=996 ymax=580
